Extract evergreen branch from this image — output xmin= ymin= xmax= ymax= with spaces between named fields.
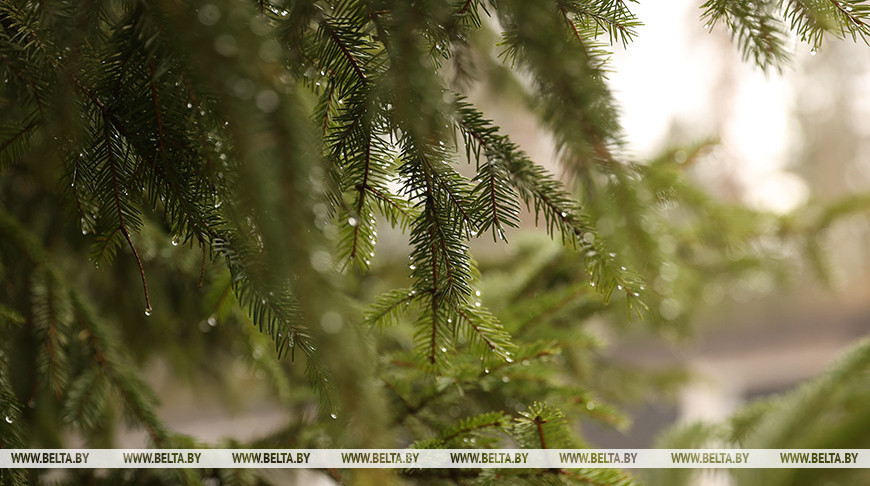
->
xmin=427 ymin=159 xmax=477 ymax=233
xmin=439 ymin=411 xmax=509 ymax=444
xmin=535 ymin=414 xmax=548 ymax=449
xmin=349 ymin=136 xmax=371 ymax=263
xmin=560 ymin=0 xmax=641 ymax=47
xmin=364 ymin=288 xmax=415 ymax=328
xmin=320 ymin=18 xmax=368 ymax=85
xmin=0 ymin=52 xmax=46 ymax=116
xmin=0 ymin=118 xmax=38 ymax=153
xmin=103 ymin=121 xmax=151 ymax=313
xmin=0 ymin=207 xmax=173 ymax=447
xmin=31 ymin=272 xmax=69 ymax=396
xmin=429 ymin=224 xmax=440 ymax=365
xmin=560 ymin=5 xmax=589 ymax=50
xmin=74 ymin=65 xmax=223 ymax=255
xmin=702 ymin=0 xmax=791 ymax=70
xmin=366 ymin=185 xmax=412 ymax=221
xmin=148 ymin=58 xmax=167 ymax=154
xmin=321 ymin=79 xmax=336 ymax=136
xmin=454 ymin=99 xmax=645 ymax=306
xmin=0 ymin=115 xmax=39 ymax=170
xmin=831 ymin=0 xmax=867 ymax=30
xmin=454 ymin=303 xmax=514 ymax=359
xmin=515 ymin=284 xmax=603 ymax=335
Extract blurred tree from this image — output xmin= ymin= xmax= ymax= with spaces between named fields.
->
xmin=1 ymin=0 xmax=869 ymax=485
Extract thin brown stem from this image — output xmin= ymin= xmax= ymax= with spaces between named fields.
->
xmin=104 ymin=122 xmax=151 ymax=313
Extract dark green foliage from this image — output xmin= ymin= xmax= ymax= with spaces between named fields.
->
xmin=703 ymin=0 xmax=870 ymax=70
xmin=2 ymin=0 xmax=870 ymax=485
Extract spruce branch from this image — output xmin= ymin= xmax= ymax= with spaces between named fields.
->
xmin=0 ymin=206 xmax=175 ymax=447
xmin=103 ymin=121 xmax=151 ymax=313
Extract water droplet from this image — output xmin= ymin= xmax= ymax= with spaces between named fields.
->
xmin=208 ymin=316 xmax=217 ymax=327
xmin=347 ymin=216 xmax=358 ymax=227
xmin=502 ymin=376 xmax=510 ymax=383
xmin=810 ymin=49 xmax=817 ymax=56
xmin=474 ymin=290 xmax=481 ymax=297
xmin=4 ymin=416 xmax=11 ymax=424
xmin=475 ymin=301 xmax=481 ymax=307
xmin=144 ymin=306 xmax=152 ymax=316
xmin=586 ymin=401 xmax=595 ymax=411
xmin=560 ymin=211 xmax=567 ymax=217
xmin=484 ymin=368 xmax=490 ymax=374
xmin=617 ymin=285 xmax=623 ymax=291
xmin=441 ymin=347 xmax=448 ymax=353
xmin=505 ymin=357 xmax=514 ymax=363
xmin=330 ymin=413 xmax=337 ymax=420
xmin=447 ymin=318 xmax=452 ymax=323
xmin=186 ymin=102 xmax=193 ymax=109
xmin=589 ymin=281 xmax=596 ymax=287
xmin=171 ymin=237 xmax=179 ymax=246
xmin=409 ymin=264 xmax=416 ymax=270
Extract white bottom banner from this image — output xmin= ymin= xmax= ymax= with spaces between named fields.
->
xmin=1 ymin=449 xmax=867 ymax=469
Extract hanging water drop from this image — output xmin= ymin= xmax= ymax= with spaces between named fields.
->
xmin=4 ymin=415 xmax=11 ymax=424
xmin=347 ymin=216 xmax=358 ymax=227
xmin=409 ymin=264 xmax=416 ymax=270
xmin=144 ymin=306 xmax=152 ymax=316
xmin=474 ymin=290 xmax=481 ymax=297
xmin=208 ymin=316 xmax=217 ymax=327
xmin=171 ymin=237 xmax=179 ymax=246
xmin=441 ymin=347 xmax=448 ymax=353
xmin=810 ymin=48 xmax=817 ymax=56
xmin=186 ymin=102 xmax=193 ymax=109
xmin=330 ymin=413 xmax=337 ymax=420
xmin=484 ymin=368 xmax=490 ymax=374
